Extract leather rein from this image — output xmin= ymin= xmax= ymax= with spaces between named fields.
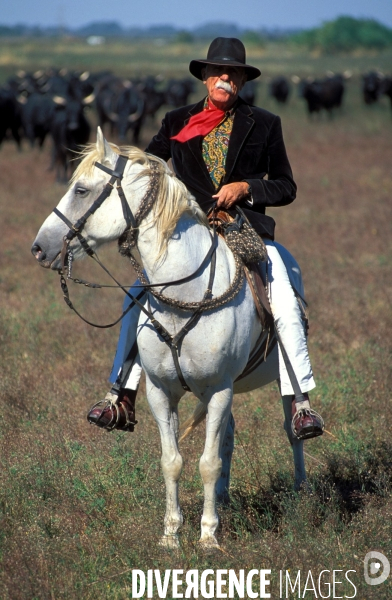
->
xmin=53 ymin=153 xmax=219 ymax=391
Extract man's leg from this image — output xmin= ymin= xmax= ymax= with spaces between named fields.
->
xmin=87 ymin=284 xmax=144 ymax=431
xmin=109 ymin=286 xmax=144 ymax=388
xmin=264 ymin=241 xmax=323 ymax=440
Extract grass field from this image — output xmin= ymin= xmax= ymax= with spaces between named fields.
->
xmin=0 ymin=40 xmax=391 ymax=599
xmin=1 ymin=37 xmax=392 ymax=82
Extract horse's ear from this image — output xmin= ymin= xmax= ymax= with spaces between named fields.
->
xmin=96 ymin=127 xmax=117 ymax=166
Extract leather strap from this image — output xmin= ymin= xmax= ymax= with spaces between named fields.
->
xmin=60 ymin=275 xmax=146 ymax=329
xmin=146 ymin=237 xmax=217 ymax=392
xmin=128 ymin=229 xmax=217 ymax=290
xmin=94 ymin=158 xmax=128 ymax=180
xmin=54 ymin=155 xmax=129 ymax=244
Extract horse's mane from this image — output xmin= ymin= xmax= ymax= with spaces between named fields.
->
xmin=72 ymin=142 xmax=208 ymax=259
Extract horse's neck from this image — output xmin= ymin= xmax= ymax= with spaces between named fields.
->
xmin=121 ymin=162 xmax=232 ymax=300
xmin=137 ymin=214 xmax=214 ymax=299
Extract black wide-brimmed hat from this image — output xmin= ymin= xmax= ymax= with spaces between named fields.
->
xmin=189 ymin=37 xmax=261 ymax=81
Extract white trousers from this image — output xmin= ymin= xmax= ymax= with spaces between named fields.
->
xmin=109 ymin=241 xmax=316 ymax=396
xmin=264 ymin=240 xmax=315 ymax=395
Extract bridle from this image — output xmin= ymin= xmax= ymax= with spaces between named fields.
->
xmin=52 ymin=153 xmax=223 ymax=391
xmin=53 ymin=154 xmax=140 ymax=328
xmin=54 ymin=155 xmax=133 ymax=264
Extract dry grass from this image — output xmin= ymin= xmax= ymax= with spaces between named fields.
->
xmin=0 ymin=48 xmax=391 ymax=598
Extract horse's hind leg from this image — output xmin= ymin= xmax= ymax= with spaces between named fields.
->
xmin=199 ymin=383 xmax=232 ymax=548
xmin=146 ymin=383 xmax=183 ymax=549
xmin=282 ymin=394 xmax=307 ymax=491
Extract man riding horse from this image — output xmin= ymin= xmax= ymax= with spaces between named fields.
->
xmin=88 ymin=37 xmax=324 ymax=440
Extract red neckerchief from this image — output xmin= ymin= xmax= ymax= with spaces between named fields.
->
xmin=170 ymin=99 xmax=226 ymax=143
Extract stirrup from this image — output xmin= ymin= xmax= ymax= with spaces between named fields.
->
xmin=87 ymin=392 xmax=120 ymax=431
xmin=291 ymin=407 xmax=324 ymax=441
xmin=87 ymin=389 xmax=138 ymax=432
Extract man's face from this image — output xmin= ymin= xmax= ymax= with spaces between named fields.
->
xmin=202 ymin=64 xmax=247 ymax=109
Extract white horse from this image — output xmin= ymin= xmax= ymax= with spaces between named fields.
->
xmin=32 ymin=128 xmax=307 ymax=549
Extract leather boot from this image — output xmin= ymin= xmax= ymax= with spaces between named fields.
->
xmin=87 ymin=388 xmax=138 ymax=432
xmin=291 ymin=393 xmax=324 ymax=440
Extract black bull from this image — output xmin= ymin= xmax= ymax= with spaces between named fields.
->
xmin=95 ymin=78 xmax=145 ymax=144
xmin=300 ymin=76 xmax=345 ymax=116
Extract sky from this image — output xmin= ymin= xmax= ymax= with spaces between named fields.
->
xmin=1 ymin=0 xmax=392 ymax=30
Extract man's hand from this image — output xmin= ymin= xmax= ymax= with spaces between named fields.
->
xmin=212 ymin=181 xmax=249 ymax=209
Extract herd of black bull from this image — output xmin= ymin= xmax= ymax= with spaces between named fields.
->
xmin=1 ymin=68 xmax=391 ymax=182
xmin=0 ymin=69 xmax=196 ymax=181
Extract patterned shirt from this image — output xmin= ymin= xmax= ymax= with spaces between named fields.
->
xmin=202 ymin=100 xmax=235 ymax=190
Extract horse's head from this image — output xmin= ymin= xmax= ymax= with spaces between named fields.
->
xmin=32 ymin=127 xmax=207 ymax=273
xmin=31 ymin=127 xmax=140 ymax=270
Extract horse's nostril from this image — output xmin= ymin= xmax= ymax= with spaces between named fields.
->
xmin=31 ymin=243 xmax=46 ymax=262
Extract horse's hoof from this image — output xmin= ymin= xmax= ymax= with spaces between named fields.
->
xmin=199 ymin=536 xmax=220 ymax=551
xmin=158 ymin=535 xmax=180 ymax=550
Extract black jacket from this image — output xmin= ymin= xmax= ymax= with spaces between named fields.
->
xmin=145 ymin=96 xmax=296 ymax=239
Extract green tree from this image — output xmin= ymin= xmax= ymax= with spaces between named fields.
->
xmin=242 ymin=30 xmax=266 ymax=47
xmin=292 ymin=16 xmax=392 ymax=53
xmin=174 ymin=30 xmax=194 ymax=44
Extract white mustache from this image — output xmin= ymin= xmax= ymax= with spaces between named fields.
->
xmin=215 ymin=80 xmax=233 ymax=93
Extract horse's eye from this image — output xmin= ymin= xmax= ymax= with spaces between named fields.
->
xmin=75 ymin=186 xmax=89 ymax=196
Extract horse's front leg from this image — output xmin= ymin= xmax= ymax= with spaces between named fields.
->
xmin=146 ymin=381 xmax=183 ymax=549
xmin=199 ymin=382 xmax=233 ymax=548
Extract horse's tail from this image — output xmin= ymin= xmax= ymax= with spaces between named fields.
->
xmin=179 ymin=401 xmax=206 ymax=442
